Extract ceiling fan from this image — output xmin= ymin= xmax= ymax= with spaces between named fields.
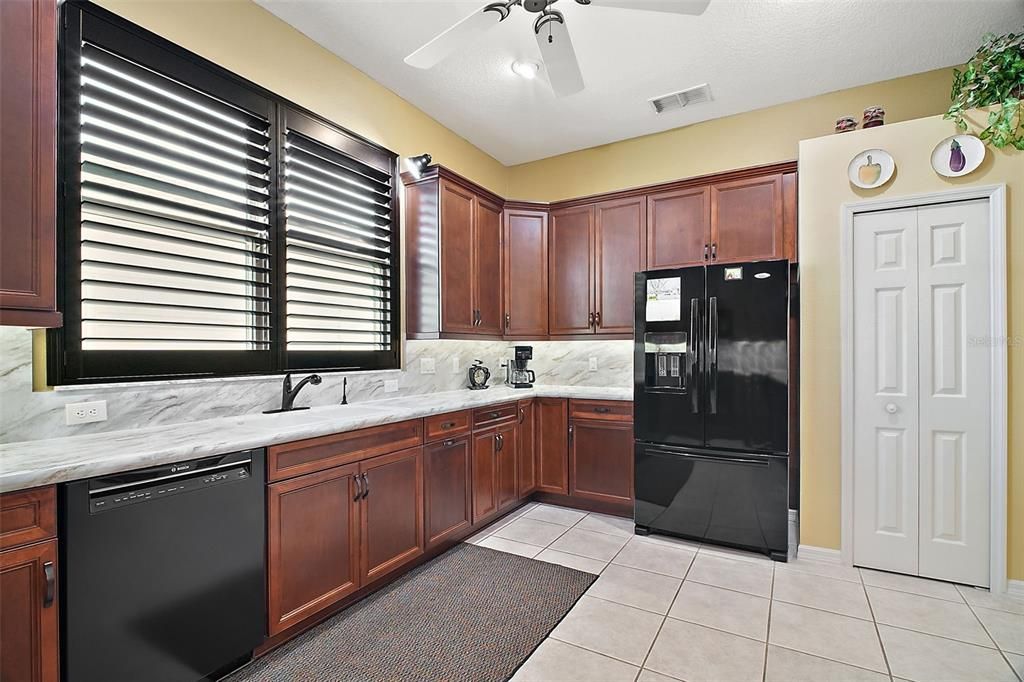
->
xmin=404 ymin=0 xmax=711 ymax=97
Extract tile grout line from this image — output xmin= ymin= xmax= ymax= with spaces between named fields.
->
xmin=858 ymin=567 xmax=895 ymax=680
xmin=954 ymin=596 xmax=1021 ymax=680
xmin=634 ymin=540 xmax=698 ymax=680
xmin=762 ymin=561 xmax=775 ymax=682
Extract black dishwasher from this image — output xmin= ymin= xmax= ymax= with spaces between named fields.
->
xmin=61 ymin=449 xmax=266 ymax=682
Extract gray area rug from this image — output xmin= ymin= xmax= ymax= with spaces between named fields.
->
xmin=225 ymin=543 xmax=597 ymax=682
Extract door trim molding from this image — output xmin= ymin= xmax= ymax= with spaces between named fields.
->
xmin=840 ymin=184 xmax=1008 ymax=593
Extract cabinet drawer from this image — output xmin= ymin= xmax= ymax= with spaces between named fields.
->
xmin=569 ymin=400 xmax=633 ymax=423
xmin=0 ymin=486 xmax=57 ymax=551
xmin=424 ymin=410 xmax=471 ymax=442
xmin=473 ymin=403 xmax=518 ymax=430
xmin=268 ymin=420 xmax=423 ymax=482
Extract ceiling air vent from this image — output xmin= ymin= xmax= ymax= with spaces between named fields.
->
xmin=649 ymin=83 xmax=712 ymax=114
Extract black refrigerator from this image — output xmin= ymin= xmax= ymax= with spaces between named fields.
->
xmin=633 ymin=260 xmax=791 ymax=560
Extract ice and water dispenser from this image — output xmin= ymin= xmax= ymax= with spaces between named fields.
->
xmin=641 ymin=275 xmax=690 ymax=394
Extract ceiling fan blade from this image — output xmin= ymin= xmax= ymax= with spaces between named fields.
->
xmin=404 ymin=4 xmax=506 ymax=69
xmin=536 ymin=16 xmax=584 ymax=97
xmin=584 ymin=0 xmax=711 ymax=15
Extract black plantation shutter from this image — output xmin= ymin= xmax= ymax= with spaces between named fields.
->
xmin=282 ymin=109 xmax=399 ymax=370
xmin=63 ymin=11 xmax=276 ymax=381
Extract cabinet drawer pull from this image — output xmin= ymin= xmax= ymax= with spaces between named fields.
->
xmin=442 ymin=439 xmax=456 ymax=447
xmin=505 ymin=312 xmax=510 ymax=330
xmin=489 ymin=412 xmax=499 ymax=419
xmin=519 ymin=407 xmax=525 ymax=424
xmin=594 ymin=406 xmax=611 ymax=414
xmin=43 ymin=561 xmax=55 ymax=608
xmin=441 ymin=421 xmax=456 ymax=430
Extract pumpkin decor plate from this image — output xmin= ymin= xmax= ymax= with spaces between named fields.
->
xmin=931 ymin=134 xmax=985 ymax=177
xmin=848 ymin=149 xmax=895 ymax=189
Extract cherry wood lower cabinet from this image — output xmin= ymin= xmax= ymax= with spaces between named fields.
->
xmin=516 ymin=399 xmax=537 ymax=497
xmin=495 ymin=422 xmax=518 ymax=512
xmin=569 ymin=419 xmax=634 ymax=506
xmin=0 ymin=539 xmax=59 ymax=682
xmin=361 ymin=448 xmax=424 ymax=583
xmin=536 ymin=398 xmax=569 ymax=494
xmin=471 ymin=430 xmax=499 ymax=523
xmin=424 ymin=436 xmax=472 ymax=549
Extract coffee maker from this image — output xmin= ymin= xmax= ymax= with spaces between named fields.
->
xmin=505 ymin=346 xmax=536 ymax=388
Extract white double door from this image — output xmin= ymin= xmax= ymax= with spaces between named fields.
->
xmin=852 ymin=199 xmax=991 ymax=587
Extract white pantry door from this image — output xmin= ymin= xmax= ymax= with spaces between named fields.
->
xmin=852 ymin=199 xmax=991 ymax=587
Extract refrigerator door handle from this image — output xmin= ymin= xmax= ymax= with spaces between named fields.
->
xmin=709 ymin=295 xmax=719 ymax=414
xmin=689 ymin=297 xmax=700 ymax=413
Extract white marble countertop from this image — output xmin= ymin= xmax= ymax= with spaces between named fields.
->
xmin=0 ymin=385 xmax=631 ymax=493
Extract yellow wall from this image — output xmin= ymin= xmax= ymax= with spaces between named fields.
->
xmin=93 ymin=0 xmax=510 ymax=196
xmin=507 ymin=68 xmax=955 ymax=202
xmin=798 ymin=112 xmax=1023 ymax=581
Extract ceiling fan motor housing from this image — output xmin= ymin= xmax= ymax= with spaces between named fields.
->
xmin=524 ymin=0 xmax=554 ymax=12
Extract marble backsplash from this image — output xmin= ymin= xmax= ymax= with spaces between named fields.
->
xmin=0 ymin=327 xmax=631 ymax=444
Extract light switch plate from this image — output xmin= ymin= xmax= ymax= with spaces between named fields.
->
xmin=420 ymin=357 xmax=436 ymax=375
xmin=383 ymin=379 xmax=399 ymax=393
xmin=588 ymin=356 xmax=599 ymax=371
xmin=451 ymin=356 xmax=461 ymax=374
xmin=66 ymin=400 xmax=108 ymax=425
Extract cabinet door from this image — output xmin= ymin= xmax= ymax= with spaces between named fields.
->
xmin=440 ymin=179 xmax=477 ymax=333
xmin=503 ymin=209 xmax=548 ymax=337
xmin=0 ymin=0 xmax=59 ymax=327
xmin=0 ymin=540 xmax=58 ymax=682
xmin=595 ymin=197 xmax=645 ymax=334
xmin=516 ymin=400 xmax=537 ymax=498
xmin=710 ymin=173 xmax=784 ymax=263
xmin=570 ymin=419 xmax=635 ymax=505
xmin=472 ymin=430 xmax=498 ymax=522
xmin=496 ymin=423 xmax=518 ymax=512
xmin=474 ymin=197 xmax=504 ymax=335
xmin=536 ymin=398 xmax=569 ymax=494
xmin=424 ymin=436 xmax=471 ymax=549
xmin=360 ymin=447 xmax=424 ymax=584
xmin=549 ymin=206 xmax=594 ymax=335
xmin=267 ymin=464 xmax=361 ymax=635
xmin=646 ymin=186 xmax=710 ymax=269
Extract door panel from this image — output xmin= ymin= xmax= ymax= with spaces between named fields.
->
xmin=549 ymin=206 xmax=594 ymax=335
xmin=710 ymin=174 xmax=783 ymax=263
xmin=595 ymin=197 xmax=645 ymax=334
xmin=570 ymin=419 xmax=634 ymax=505
xmin=360 ymin=447 xmax=424 ymax=584
xmin=440 ymin=180 xmax=476 ymax=333
xmin=503 ymin=209 xmax=548 ymax=337
xmin=267 ymin=464 xmax=360 ymax=635
xmin=496 ymin=423 xmax=518 ymax=511
xmin=0 ymin=540 xmax=59 ymax=682
xmin=646 ymin=187 xmax=710 ymax=269
xmin=472 ymin=430 xmax=498 ymax=522
xmin=536 ymin=398 xmax=569 ymax=494
xmin=474 ymin=197 xmax=503 ymax=335
xmin=852 ymin=208 xmax=919 ymax=576
xmin=424 ymin=437 xmax=471 ymax=549
xmin=517 ymin=400 xmax=537 ymax=497
xmin=916 ymin=200 xmax=990 ymax=587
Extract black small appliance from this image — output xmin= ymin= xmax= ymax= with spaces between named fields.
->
xmin=508 ymin=346 xmax=536 ymax=388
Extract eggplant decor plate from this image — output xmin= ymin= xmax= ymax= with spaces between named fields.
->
xmin=848 ymin=149 xmax=895 ymax=189
xmin=931 ymin=134 xmax=985 ymax=177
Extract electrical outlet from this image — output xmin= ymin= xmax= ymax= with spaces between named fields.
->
xmin=420 ymin=357 xmax=436 ymax=375
xmin=66 ymin=400 xmax=108 ymax=425
xmin=383 ymin=379 xmax=399 ymax=393
xmin=451 ymin=356 xmax=461 ymax=374
xmin=588 ymin=356 xmax=599 ymax=372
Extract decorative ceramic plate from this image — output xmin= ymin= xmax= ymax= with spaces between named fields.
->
xmin=931 ymin=134 xmax=985 ymax=177
xmin=848 ymin=149 xmax=895 ymax=189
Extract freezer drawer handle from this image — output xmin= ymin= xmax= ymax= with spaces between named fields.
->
xmin=648 ymin=449 xmax=770 ymax=468
xmin=43 ymin=561 xmax=55 ymax=608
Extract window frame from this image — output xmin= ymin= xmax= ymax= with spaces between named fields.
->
xmin=50 ymin=1 xmax=401 ymax=385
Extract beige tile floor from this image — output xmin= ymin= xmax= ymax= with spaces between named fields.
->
xmin=465 ymin=503 xmax=1024 ymax=682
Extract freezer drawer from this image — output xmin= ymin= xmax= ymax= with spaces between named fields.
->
xmin=634 ymin=443 xmax=788 ymax=559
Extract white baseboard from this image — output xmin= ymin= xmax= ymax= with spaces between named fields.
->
xmin=796 ymin=545 xmax=842 ymax=564
xmin=1007 ymin=579 xmax=1024 ymax=599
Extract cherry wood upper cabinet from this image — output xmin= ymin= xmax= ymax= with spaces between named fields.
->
xmin=503 ymin=208 xmax=548 ymax=338
xmin=710 ymin=173 xmax=784 ymax=264
xmin=424 ymin=436 xmax=472 ymax=549
xmin=474 ymin=197 xmax=504 ymax=335
xmin=267 ymin=464 xmax=361 ymax=636
xmin=548 ymin=205 xmax=594 ymax=336
xmin=0 ymin=0 xmax=60 ymax=328
xmin=439 ymin=180 xmax=477 ymax=334
xmin=536 ymin=398 xmax=569 ymax=494
xmin=359 ymin=447 xmax=424 ymax=585
xmin=0 ymin=539 xmax=59 ymax=682
xmin=646 ymin=186 xmax=710 ymax=269
xmin=594 ymin=197 xmax=645 ymax=334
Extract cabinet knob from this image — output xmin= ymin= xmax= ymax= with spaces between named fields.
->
xmin=885 ymin=403 xmax=899 ymax=414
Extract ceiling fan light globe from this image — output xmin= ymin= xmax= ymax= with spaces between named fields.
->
xmin=511 ymin=60 xmax=541 ymax=79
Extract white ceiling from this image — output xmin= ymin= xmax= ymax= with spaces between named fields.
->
xmin=254 ymin=0 xmax=1024 ymax=165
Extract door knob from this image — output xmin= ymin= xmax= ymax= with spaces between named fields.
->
xmin=885 ymin=403 xmax=899 ymax=414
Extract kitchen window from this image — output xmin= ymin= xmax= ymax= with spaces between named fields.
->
xmin=50 ymin=3 xmax=400 ymax=384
